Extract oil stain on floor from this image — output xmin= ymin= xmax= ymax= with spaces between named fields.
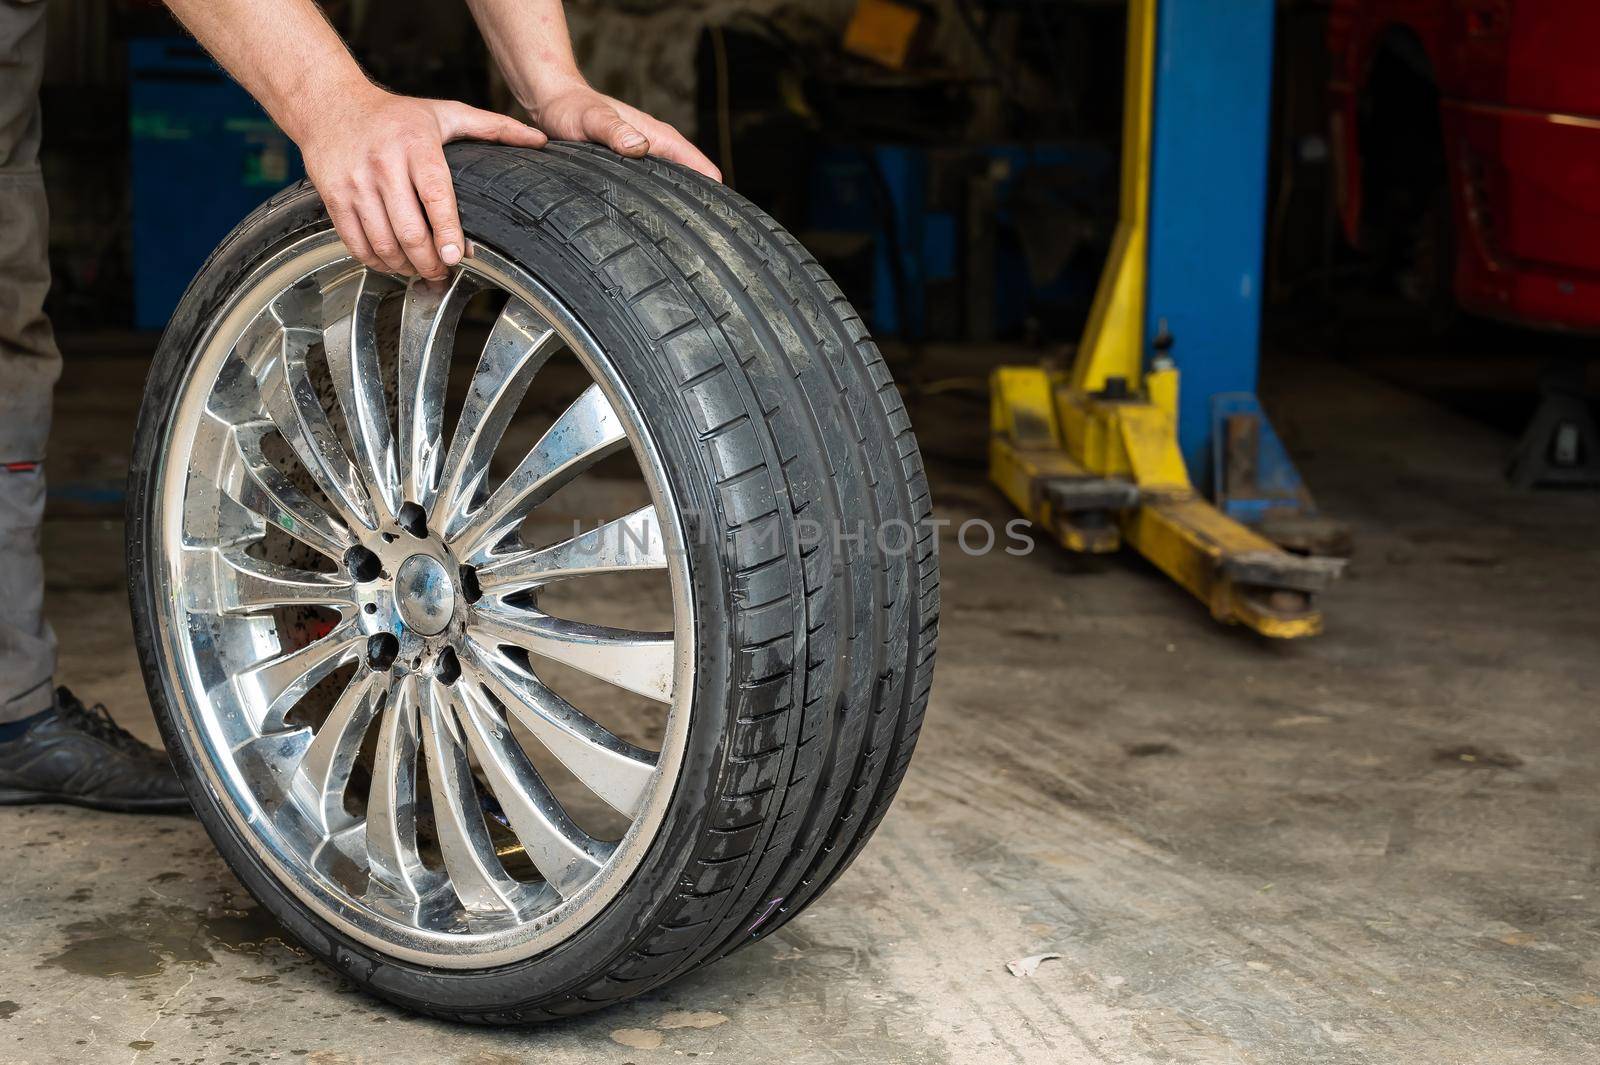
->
xmin=40 ymin=890 xmax=295 ymax=981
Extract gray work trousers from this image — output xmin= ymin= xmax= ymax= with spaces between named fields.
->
xmin=0 ymin=0 xmax=59 ymax=723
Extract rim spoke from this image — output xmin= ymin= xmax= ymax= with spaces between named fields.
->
xmin=289 ymin=667 xmax=382 ymax=835
xmin=475 ymin=506 xmax=666 ymax=596
xmin=470 ymin=601 xmax=675 ymax=704
xmin=419 ymin=678 xmax=543 ymax=916
xmin=365 ymin=674 xmax=437 ymax=902
xmin=184 ymin=546 xmax=356 ymax=616
xmin=248 ymin=319 xmax=378 ymax=531
xmin=231 ymin=728 xmax=313 ymax=793
xmin=397 ymin=274 xmax=476 ymax=511
xmin=449 ymin=384 xmax=628 ymax=562
xmin=463 ymin=640 xmax=658 ymax=817
xmin=234 ymin=618 xmax=366 ymax=732
xmin=217 ymin=419 xmax=356 ymax=561
xmin=430 ymin=300 xmax=562 ymax=538
xmin=321 ymin=267 xmax=401 ymax=521
xmin=452 ymin=682 xmax=611 ymax=896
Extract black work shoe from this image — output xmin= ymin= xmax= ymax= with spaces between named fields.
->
xmin=0 ymin=687 xmax=190 ymax=813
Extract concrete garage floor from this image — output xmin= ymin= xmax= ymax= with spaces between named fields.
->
xmin=3 ymin=344 xmax=1597 ymax=1065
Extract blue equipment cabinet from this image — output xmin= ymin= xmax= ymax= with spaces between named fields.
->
xmin=129 ymin=38 xmax=304 ymax=330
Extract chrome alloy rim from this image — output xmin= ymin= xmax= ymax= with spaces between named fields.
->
xmin=150 ymin=231 xmax=695 ymax=967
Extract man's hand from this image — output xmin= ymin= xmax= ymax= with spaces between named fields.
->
xmin=467 ymin=0 xmax=723 ymax=182
xmin=299 ymin=89 xmax=546 ymax=280
xmin=528 ymin=75 xmax=721 ymax=183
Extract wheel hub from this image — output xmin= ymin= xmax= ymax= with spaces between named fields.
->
xmin=394 ymin=552 xmax=455 ymax=636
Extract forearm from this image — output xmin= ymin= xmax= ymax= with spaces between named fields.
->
xmin=464 ymin=0 xmax=585 ymax=112
xmin=161 ymin=0 xmax=379 ymax=144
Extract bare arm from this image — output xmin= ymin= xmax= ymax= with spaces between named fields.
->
xmin=164 ymin=0 xmax=546 ymax=279
xmin=465 ymin=0 xmax=720 ymax=179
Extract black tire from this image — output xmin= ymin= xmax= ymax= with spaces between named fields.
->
xmin=126 ymin=143 xmax=939 ymax=1022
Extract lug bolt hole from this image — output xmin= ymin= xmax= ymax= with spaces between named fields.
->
xmin=365 ymin=632 xmax=399 ymax=671
xmin=381 ymin=532 xmax=397 ymax=544
xmin=363 ymin=602 xmax=377 ymax=615
xmin=436 ymin=646 xmax=461 ymax=685
xmin=344 ymin=546 xmax=382 ymax=583
xmin=397 ymin=501 xmax=428 ymax=539
xmin=459 ymin=565 xmax=482 ymax=604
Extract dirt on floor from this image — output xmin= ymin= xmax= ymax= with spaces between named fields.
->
xmin=1 ymin=345 xmax=1596 ymax=1065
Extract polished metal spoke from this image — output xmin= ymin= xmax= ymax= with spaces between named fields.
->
xmin=163 ymin=239 xmax=691 ymax=965
xmin=398 ymin=274 xmax=477 ymax=511
xmin=419 ymin=678 xmax=545 ymax=918
xmin=289 ymin=667 xmax=382 ymax=835
xmin=185 ymin=547 xmax=357 ymax=616
xmin=218 ymin=419 xmax=356 ymax=562
xmin=235 ymin=618 xmax=366 ymax=733
xmin=450 ymin=383 xmax=628 ymax=562
xmin=365 ymin=675 xmax=439 ymax=903
xmin=430 ymin=299 xmax=562 ymax=538
xmin=463 ymin=639 xmax=658 ymax=817
xmin=475 ymin=506 xmax=666 ymax=596
xmin=321 ymin=267 xmax=401 ymax=521
xmin=248 ymin=319 xmax=378 ymax=531
xmin=470 ymin=600 xmax=675 ymax=705
xmin=452 ymin=682 xmax=611 ymax=897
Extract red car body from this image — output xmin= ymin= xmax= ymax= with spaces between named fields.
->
xmin=1329 ymin=0 xmax=1600 ymax=329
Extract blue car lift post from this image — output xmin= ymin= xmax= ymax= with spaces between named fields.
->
xmin=988 ymin=0 xmax=1344 ymax=638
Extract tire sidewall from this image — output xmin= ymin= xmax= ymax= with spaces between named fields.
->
xmin=127 ymin=179 xmax=736 ymax=1014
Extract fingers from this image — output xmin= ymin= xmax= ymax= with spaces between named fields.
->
xmin=439 ymin=102 xmax=547 ymax=149
xmin=303 ymin=96 xmax=553 ymax=280
xmin=601 ymin=100 xmax=723 ymax=182
xmin=639 ymin=124 xmax=722 ymax=182
xmin=410 ymin=150 xmax=465 ymax=270
xmin=322 ymin=182 xmax=430 ymax=278
xmin=378 ymin=159 xmax=447 ymax=281
xmin=580 ymin=103 xmax=649 ymax=158
xmin=353 ymin=191 xmax=411 ymax=276
xmin=323 ymin=193 xmax=383 ymax=272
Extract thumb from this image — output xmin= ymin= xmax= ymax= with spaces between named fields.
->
xmin=581 ymin=103 xmax=648 ymax=157
xmin=437 ymin=102 xmax=547 ymax=148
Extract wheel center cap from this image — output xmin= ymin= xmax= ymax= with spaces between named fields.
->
xmin=395 ymin=554 xmax=455 ymax=636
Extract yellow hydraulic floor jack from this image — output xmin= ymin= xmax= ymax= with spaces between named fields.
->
xmin=988 ymin=0 xmax=1343 ymax=638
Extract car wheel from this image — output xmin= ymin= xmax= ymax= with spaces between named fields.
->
xmin=126 ymin=143 xmax=939 ymax=1021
